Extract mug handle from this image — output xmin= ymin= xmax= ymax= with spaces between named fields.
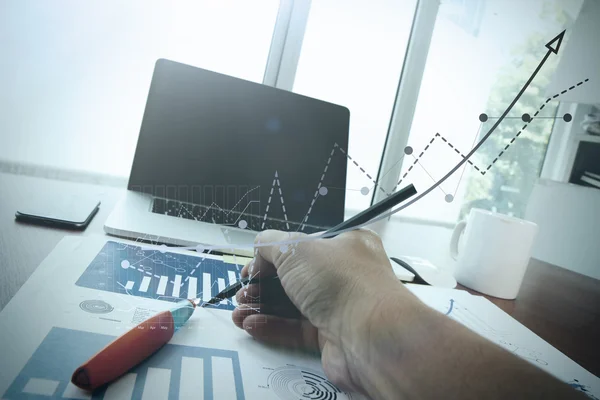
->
xmin=450 ymin=220 xmax=467 ymax=260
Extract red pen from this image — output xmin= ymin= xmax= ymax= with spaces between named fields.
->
xmin=71 ymin=299 xmax=196 ymax=391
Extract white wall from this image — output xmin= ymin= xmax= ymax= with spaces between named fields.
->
xmin=0 ymin=0 xmax=278 ymax=177
xmin=546 ymin=0 xmax=600 ymax=104
xmin=525 ymin=179 xmax=600 ymax=279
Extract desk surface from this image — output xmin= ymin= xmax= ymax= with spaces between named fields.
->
xmin=459 ymin=260 xmax=600 ymax=378
xmin=1 ymin=171 xmax=599 ymax=377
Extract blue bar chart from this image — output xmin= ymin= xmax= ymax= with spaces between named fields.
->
xmin=76 ymin=242 xmax=241 ymax=310
xmin=3 ymin=327 xmax=245 ymax=399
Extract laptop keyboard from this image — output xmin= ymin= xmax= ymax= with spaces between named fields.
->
xmin=151 ymin=198 xmax=323 ymax=234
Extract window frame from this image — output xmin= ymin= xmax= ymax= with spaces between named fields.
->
xmin=265 ymin=0 xmax=442 ymax=221
xmin=371 ymin=0 xmax=440 ymax=206
xmin=268 ymin=0 xmax=576 ymax=227
xmin=263 ymin=0 xmax=312 ymax=90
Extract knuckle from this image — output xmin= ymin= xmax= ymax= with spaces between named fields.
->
xmin=358 ymin=228 xmax=384 ymax=249
xmin=339 ymin=228 xmax=381 ymax=245
xmin=254 ymin=229 xmax=272 ymax=245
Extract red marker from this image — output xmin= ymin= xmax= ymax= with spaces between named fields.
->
xmin=71 ymin=299 xmax=196 ymax=391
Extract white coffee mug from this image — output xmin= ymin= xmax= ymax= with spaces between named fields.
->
xmin=450 ymin=208 xmax=538 ymax=299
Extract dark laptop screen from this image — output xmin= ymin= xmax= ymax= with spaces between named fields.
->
xmin=128 ymin=59 xmax=349 ymax=231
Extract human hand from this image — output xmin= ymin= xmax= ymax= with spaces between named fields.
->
xmin=232 ymin=229 xmax=589 ymax=400
xmin=231 ymin=229 xmax=422 ymax=394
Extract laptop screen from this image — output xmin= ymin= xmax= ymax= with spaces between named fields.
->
xmin=128 ymin=59 xmax=349 ymax=232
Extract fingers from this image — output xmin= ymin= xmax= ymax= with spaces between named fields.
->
xmin=232 ymin=302 xmax=301 ymax=328
xmin=237 ymin=313 xmax=320 ymax=352
xmin=235 ymin=282 xmax=298 ymax=311
xmin=240 ymin=249 xmax=277 ymax=279
xmin=240 ymin=229 xmax=306 ymax=279
xmin=241 ymin=262 xmax=249 ymax=278
xmin=254 ymin=230 xmax=306 ymax=271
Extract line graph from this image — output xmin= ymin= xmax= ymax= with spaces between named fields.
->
xmin=392 ymin=76 xmax=587 ymax=194
xmin=286 ymin=76 xmax=585 ymax=226
xmin=379 ymin=29 xmax=567 ymax=216
xmin=155 ymin=139 xmax=386 ymax=232
xmin=149 ymin=84 xmax=571 ymax=238
xmin=443 ymin=298 xmax=553 ymax=367
xmin=301 ymin=30 xmax=576 ymax=225
xmin=445 ymin=298 xmax=510 ymax=338
xmin=152 ymin=185 xmax=262 ymax=230
xmin=259 ymin=142 xmax=389 ymax=232
xmin=132 ymin=30 xmax=585 ymax=253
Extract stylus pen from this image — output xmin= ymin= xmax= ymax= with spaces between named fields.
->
xmin=202 ymin=183 xmax=418 ymax=306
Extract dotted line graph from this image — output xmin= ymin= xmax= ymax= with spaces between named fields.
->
xmin=393 ymin=135 xmax=437 ymax=191
xmin=337 ymin=145 xmax=390 ymax=196
xmin=393 ymin=78 xmax=589 ymax=192
xmin=136 ymin=78 xmax=590 ymax=263
xmin=119 ymin=31 xmax=581 ymax=256
xmin=296 ymin=145 xmax=336 ymax=232
xmin=200 ymin=78 xmax=588 ymax=237
xmin=176 ymin=198 xmax=258 ymax=227
xmin=226 ymin=186 xmax=260 ymax=214
xmin=258 ymin=143 xmax=388 ymax=232
xmin=298 ymin=144 xmax=392 ymax=230
xmin=262 ymin=171 xmax=291 ymax=230
xmin=230 ymin=201 xmax=260 ymax=226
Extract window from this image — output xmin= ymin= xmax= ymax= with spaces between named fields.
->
xmin=1 ymin=0 xmax=587 ymax=224
xmin=395 ymin=0 xmax=583 ymax=223
xmin=292 ymin=0 xmax=418 ymax=212
xmin=0 ymin=0 xmax=279 ymax=177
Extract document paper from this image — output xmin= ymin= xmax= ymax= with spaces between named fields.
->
xmin=0 ymin=236 xmax=597 ymax=399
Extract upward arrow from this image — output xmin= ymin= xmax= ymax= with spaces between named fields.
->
xmin=380 ymin=30 xmax=567 ymax=218
xmin=545 ymin=29 xmax=566 ymax=54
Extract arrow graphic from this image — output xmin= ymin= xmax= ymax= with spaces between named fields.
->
xmin=140 ymin=31 xmax=575 ymax=253
xmin=381 ymin=30 xmax=566 ymax=215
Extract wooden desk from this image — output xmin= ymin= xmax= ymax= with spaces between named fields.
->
xmin=459 ymin=259 xmax=600 ymax=377
xmin=1 ymin=171 xmax=599 ymax=378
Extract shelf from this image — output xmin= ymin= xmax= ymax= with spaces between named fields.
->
xmin=575 ymin=134 xmax=600 ymax=144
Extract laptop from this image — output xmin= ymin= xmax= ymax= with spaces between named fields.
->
xmin=104 ymin=59 xmax=350 ymax=254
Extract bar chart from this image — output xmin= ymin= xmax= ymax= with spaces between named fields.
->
xmin=76 ymin=242 xmax=241 ymax=310
xmin=3 ymin=327 xmax=245 ymax=399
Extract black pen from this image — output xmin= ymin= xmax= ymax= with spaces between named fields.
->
xmin=202 ymin=183 xmax=417 ymax=306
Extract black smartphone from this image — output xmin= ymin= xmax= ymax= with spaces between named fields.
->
xmin=15 ymin=195 xmax=101 ymax=230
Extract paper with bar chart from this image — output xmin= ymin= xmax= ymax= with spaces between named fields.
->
xmin=75 ymin=241 xmax=241 ymax=310
xmin=0 ymin=236 xmax=360 ymax=400
xmin=3 ymin=327 xmax=245 ymax=400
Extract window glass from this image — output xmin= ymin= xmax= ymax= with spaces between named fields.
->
xmin=0 ymin=0 xmax=280 ymax=177
xmin=396 ymin=0 xmax=583 ymax=222
xmin=293 ymin=0 xmax=418 ymax=212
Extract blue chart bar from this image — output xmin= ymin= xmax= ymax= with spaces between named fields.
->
xmin=75 ymin=241 xmax=241 ymax=310
xmin=3 ymin=327 xmax=245 ymax=400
